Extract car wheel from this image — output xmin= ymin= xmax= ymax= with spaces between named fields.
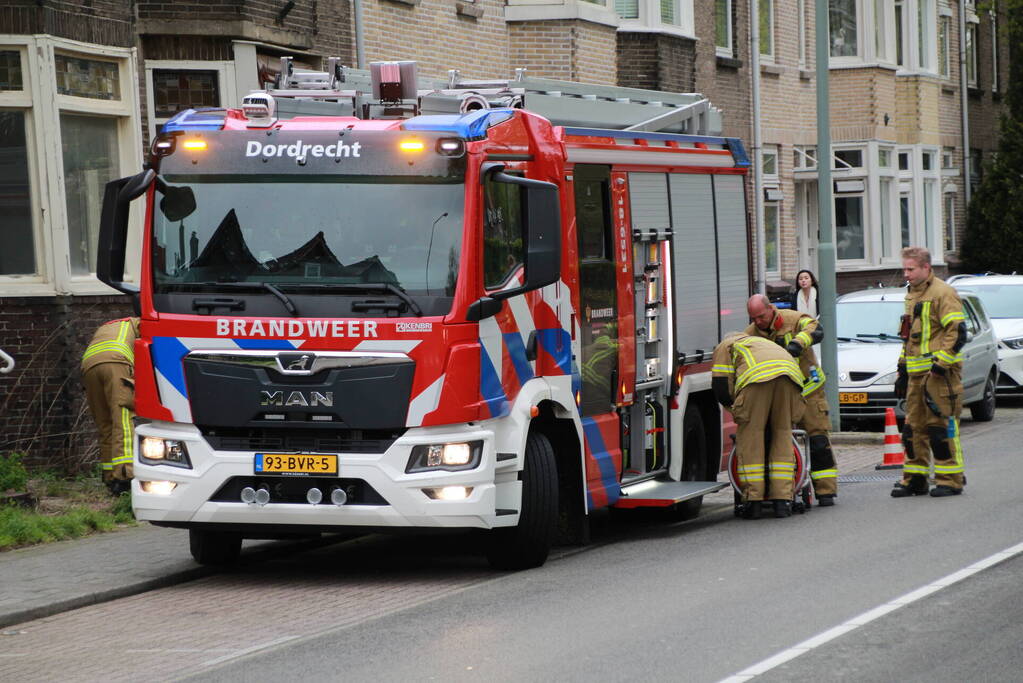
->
xmin=969 ymin=370 xmax=997 ymax=422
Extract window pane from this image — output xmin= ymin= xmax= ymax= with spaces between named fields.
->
xmin=874 ymin=0 xmax=886 ymax=60
xmin=55 ymin=54 xmax=120 ymax=100
xmin=835 ymin=196 xmax=864 ymax=260
xmin=943 ymin=194 xmax=955 ymax=251
xmin=898 ymin=152 xmax=909 ymax=170
xmin=153 ymin=70 xmax=220 ymax=119
xmin=762 ymin=150 xmax=777 ymax=176
xmin=60 ymin=114 xmax=120 ymax=275
xmin=835 ymin=149 xmax=862 ymax=168
xmin=880 ymin=179 xmax=892 ymax=258
xmin=900 ymin=195 xmax=911 ymax=248
xmin=895 ymin=3 xmax=905 ymax=65
xmin=615 ymin=0 xmax=639 ymax=19
xmin=760 ymin=0 xmax=773 ymax=55
xmin=483 ymin=177 xmax=524 ymax=289
xmin=879 ymin=148 xmax=891 ymax=167
xmin=0 ymin=110 xmax=36 ymax=275
xmin=0 ymin=51 xmax=23 ymax=91
xmin=829 ymin=0 xmax=857 ymax=57
xmin=966 ymin=25 xmax=976 ymax=85
xmin=939 ymin=17 xmax=950 ymax=77
xmin=661 ymin=0 xmax=677 ymax=25
xmin=765 ymin=204 xmax=779 ymax=271
xmin=716 ymin=0 xmax=731 ymax=48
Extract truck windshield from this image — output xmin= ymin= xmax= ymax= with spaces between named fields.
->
xmin=152 ymin=175 xmax=465 ymax=300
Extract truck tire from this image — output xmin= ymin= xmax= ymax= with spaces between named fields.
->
xmin=189 ymin=529 xmax=242 ymax=566
xmin=968 ymin=370 xmax=996 ymax=422
xmin=486 ymin=431 xmax=558 ymax=570
xmin=668 ymin=405 xmax=707 ymax=521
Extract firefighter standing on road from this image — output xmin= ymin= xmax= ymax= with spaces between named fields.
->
xmin=892 ymin=247 xmax=967 ymax=498
xmin=745 ymin=294 xmax=838 ymax=506
xmin=712 ymin=333 xmax=806 ymax=518
xmin=81 ymin=318 xmax=140 ymax=496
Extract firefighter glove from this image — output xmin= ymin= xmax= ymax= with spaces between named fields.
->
xmin=894 ymin=364 xmax=908 ymax=399
xmin=785 ymin=340 xmax=803 ymax=357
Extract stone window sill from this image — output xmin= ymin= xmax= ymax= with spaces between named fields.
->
xmin=456 ymin=1 xmax=484 ymax=18
xmin=716 ymin=55 xmax=742 ymax=70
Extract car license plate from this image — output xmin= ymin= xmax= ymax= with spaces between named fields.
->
xmin=839 ymin=392 xmax=868 ymax=404
xmin=255 ymin=453 xmax=337 ymax=476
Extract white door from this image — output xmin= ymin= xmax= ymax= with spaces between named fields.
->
xmin=796 ymin=181 xmax=819 ymax=272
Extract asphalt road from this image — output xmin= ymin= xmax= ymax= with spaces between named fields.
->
xmin=5 ymin=399 xmax=1023 ymax=683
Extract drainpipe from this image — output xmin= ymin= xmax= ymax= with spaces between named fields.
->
xmin=959 ymin=0 xmax=971 ymax=207
xmin=751 ymin=0 xmax=766 ymax=295
xmin=354 ymin=0 xmax=366 ymax=69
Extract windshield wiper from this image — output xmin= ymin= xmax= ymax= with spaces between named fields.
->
xmin=856 ymin=333 xmax=900 ymax=341
xmin=176 ymin=281 xmax=299 ymax=316
xmin=277 ymin=282 xmax=423 ymax=317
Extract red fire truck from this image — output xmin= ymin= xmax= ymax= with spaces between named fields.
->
xmin=99 ymin=60 xmax=752 ymax=569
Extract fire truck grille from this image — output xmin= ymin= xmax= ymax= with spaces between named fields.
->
xmin=200 ymin=427 xmax=404 ymax=454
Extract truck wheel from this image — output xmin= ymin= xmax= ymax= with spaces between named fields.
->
xmin=189 ymin=529 xmax=242 ymax=566
xmin=486 ymin=431 xmax=558 ymax=570
xmin=969 ymin=371 xmax=997 ymax=422
xmin=668 ymin=405 xmax=708 ymax=521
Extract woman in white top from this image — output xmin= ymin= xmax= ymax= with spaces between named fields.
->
xmin=792 ymin=269 xmax=821 ymax=359
xmin=792 ymin=269 xmax=820 ymax=318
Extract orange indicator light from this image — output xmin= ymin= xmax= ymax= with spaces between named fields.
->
xmin=182 ymin=139 xmax=207 ymax=151
xmin=399 ymin=140 xmax=425 ymax=152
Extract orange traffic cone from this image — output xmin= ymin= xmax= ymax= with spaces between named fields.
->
xmin=876 ymin=407 xmax=905 ymax=470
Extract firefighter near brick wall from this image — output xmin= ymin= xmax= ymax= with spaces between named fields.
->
xmin=712 ymin=333 xmax=806 ymax=519
xmin=81 ymin=318 xmax=140 ymax=496
xmin=745 ymin=294 xmax=838 ymax=507
xmin=892 ymin=246 xmax=967 ymax=498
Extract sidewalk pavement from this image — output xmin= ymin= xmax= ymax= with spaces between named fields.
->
xmin=4 ymin=432 xmax=890 ymax=630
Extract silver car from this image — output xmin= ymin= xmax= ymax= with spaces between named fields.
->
xmin=951 ymin=274 xmax=1023 ymax=395
xmin=835 ymin=288 xmax=999 ymax=425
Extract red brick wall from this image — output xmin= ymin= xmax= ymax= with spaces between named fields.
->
xmin=0 ymin=297 xmax=134 ymax=473
xmin=0 ymin=0 xmax=135 ymax=46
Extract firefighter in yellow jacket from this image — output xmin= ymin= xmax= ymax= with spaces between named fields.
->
xmin=745 ymin=294 xmax=838 ymax=506
xmin=712 ymin=333 xmax=806 ymax=518
xmin=81 ymin=318 xmax=140 ymax=495
xmin=892 ymin=247 xmax=967 ymax=498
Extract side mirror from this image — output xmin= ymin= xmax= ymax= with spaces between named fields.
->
xmin=486 ymin=170 xmax=561 ymax=304
xmin=98 ymin=168 xmax=154 ymax=297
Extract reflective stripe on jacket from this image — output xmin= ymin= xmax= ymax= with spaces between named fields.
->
xmin=900 ymin=274 xmax=965 ymax=374
xmin=744 ymin=309 xmax=825 ymax=397
xmin=81 ymin=318 xmax=140 ymax=373
xmin=712 ymin=334 xmax=805 ymax=401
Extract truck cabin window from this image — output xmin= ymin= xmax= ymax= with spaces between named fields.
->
xmin=483 ymin=174 xmax=525 ymax=290
xmin=151 ymin=175 xmax=465 ymax=303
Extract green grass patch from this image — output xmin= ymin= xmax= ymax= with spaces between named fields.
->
xmin=0 ymin=504 xmax=130 ymax=550
xmin=0 ymin=453 xmax=30 ymax=491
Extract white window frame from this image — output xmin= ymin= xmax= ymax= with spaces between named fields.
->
xmin=144 ymin=60 xmax=236 ymax=143
xmin=759 ymin=0 xmax=775 ymax=63
xmin=611 ymin=0 xmax=694 ymax=37
xmin=798 ymin=0 xmax=807 ymax=67
xmin=965 ymin=21 xmax=978 ymax=87
xmin=507 ymin=0 xmax=624 ymax=34
xmin=0 ymin=39 xmax=52 ymax=294
xmin=828 ymin=0 xmax=860 ymax=62
xmin=0 ymin=35 xmax=142 ymax=297
xmin=715 ymin=0 xmax=733 ymax=57
xmin=942 ymin=189 xmax=956 ymax=253
xmin=762 ymin=144 xmax=780 ymax=183
xmin=764 ymin=202 xmax=781 ymax=276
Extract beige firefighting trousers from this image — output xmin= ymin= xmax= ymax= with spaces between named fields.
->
xmin=732 ymin=378 xmax=805 ymax=502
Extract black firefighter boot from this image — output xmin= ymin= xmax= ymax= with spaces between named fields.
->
xmin=773 ymin=500 xmax=792 ymax=518
xmin=891 ymin=474 xmax=930 ymax=497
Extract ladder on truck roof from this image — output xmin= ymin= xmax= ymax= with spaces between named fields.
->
xmin=257 ymin=57 xmax=723 ymax=136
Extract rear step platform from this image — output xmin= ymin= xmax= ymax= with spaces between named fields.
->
xmin=612 ymin=480 xmax=728 ymax=509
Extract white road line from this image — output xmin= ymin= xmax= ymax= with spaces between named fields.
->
xmin=718 ymin=540 xmax=1023 ymax=683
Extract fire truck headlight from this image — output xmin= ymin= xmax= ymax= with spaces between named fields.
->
xmin=139 ymin=437 xmax=192 ymax=468
xmin=406 ymin=441 xmax=482 ymax=473
xmin=141 ymin=480 xmax=177 ymax=495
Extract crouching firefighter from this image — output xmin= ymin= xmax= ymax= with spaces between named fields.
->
xmin=81 ymin=318 xmax=140 ymax=496
xmin=712 ymin=333 xmax=806 ymax=518
xmin=892 ymin=246 xmax=967 ymax=498
xmin=746 ymin=295 xmax=838 ymax=506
